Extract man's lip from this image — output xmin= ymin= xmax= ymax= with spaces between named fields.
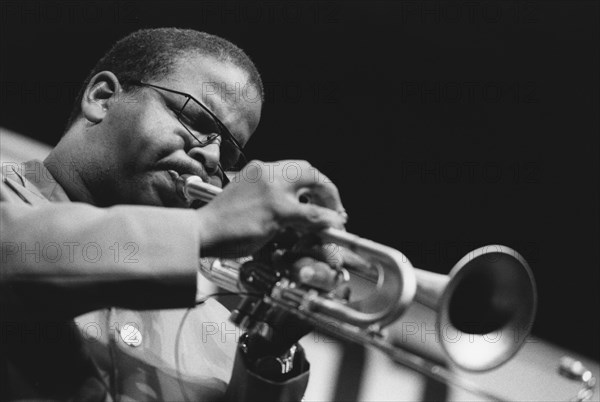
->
xmin=167 ymin=169 xmax=179 ymax=181
xmin=168 ymin=169 xmax=222 ymax=188
xmin=164 ymin=165 xmax=209 ymax=182
xmin=166 ymin=170 xmax=189 ymax=204
xmin=166 ymin=169 xmax=182 ymax=190
xmin=166 ymin=170 xmax=219 ymax=206
xmin=206 ymin=175 xmax=223 ymax=189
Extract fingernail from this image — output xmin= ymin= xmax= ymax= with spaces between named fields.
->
xmin=299 ymin=266 xmax=315 ymax=282
xmin=337 ymin=208 xmax=348 ymax=221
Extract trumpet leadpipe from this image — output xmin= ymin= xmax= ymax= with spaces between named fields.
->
xmin=182 ymin=174 xmax=417 ymax=327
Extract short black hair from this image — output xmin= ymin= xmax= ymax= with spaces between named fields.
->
xmin=66 ymin=28 xmax=264 ymax=130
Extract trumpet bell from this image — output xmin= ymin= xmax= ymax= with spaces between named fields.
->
xmin=187 ymin=174 xmax=538 ymax=385
xmin=389 ymin=245 xmax=537 ymax=372
xmin=439 ymin=245 xmax=537 ymax=371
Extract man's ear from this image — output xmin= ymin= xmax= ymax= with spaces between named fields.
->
xmin=81 ymin=71 xmax=121 ymax=123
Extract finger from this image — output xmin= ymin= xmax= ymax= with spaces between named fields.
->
xmin=293 ymin=257 xmax=338 ymax=290
xmin=280 ymin=161 xmax=345 ymax=213
xmin=296 ymin=174 xmax=344 ymax=213
xmin=290 ymin=242 xmax=344 ymax=268
xmin=338 ymin=247 xmax=371 ymax=271
xmin=283 ymin=202 xmax=347 ymax=231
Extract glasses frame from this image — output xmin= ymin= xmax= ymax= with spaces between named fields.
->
xmin=125 ymin=80 xmax=246 ymax=177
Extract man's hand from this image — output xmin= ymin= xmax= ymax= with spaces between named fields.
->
xmin=239 ymin=246 xmax=345 ymax=380
xmin=196 ymin=160 xmax=347 ymax=258
xmin=230 ymin=235 xmax=372 ymax=382
xmin=241 ymin=239 xmax=358 ymax=353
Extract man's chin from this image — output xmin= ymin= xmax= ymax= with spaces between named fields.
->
xmin=164 ymin=195 xmax=194 ymax=208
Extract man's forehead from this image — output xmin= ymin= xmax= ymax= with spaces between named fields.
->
xmin=158 ymin=53 xmax=262 ymax=143
xmin=165 ymin=55 xmax=255 ymax=111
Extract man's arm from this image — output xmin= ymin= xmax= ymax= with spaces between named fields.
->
xmin=1 ymin=160 xmax=347 ymax=400
xmin=1 ymin=199 xmax=200 ymax=318
xmin=2 ymin=160 xmax=347 ymax=318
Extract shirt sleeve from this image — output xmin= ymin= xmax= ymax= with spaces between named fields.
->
xmin=1 ymin=198 xmax=201 ymax=319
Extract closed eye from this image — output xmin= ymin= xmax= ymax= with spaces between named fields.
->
xmin=169 ymin=106 xmax=183 ymax=118
xmin=180 ymin=107 xmax=220 ymax=134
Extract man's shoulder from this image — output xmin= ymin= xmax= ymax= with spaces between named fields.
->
xmin=0 ymin=161 xmax=48 ymax=205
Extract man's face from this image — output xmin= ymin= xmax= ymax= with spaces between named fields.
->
xmin=91 ymin=54 xmax=262 ymax=207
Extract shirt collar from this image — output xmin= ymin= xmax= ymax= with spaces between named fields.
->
xmin=21 ymin=159 xmax=71 ymax=202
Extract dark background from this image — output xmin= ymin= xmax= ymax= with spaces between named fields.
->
xmin=1 ymin=1 xmax=598 ymax=360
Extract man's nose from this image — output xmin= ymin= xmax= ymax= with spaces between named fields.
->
xmin=188 ymin=142 xmax=221 ymax=174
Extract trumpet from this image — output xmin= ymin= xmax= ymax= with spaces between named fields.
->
xmin=181 ymin=175 xmax=537 ymax=394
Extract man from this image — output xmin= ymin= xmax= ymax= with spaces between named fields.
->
xmin=1 ymin=28 xmax=347 ymax=401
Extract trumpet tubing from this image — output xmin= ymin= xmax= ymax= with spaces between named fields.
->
xmin=187 ymin=174 xmax=417 ymax=328
xmin=186 ymin=175 xmax=537 ymax=377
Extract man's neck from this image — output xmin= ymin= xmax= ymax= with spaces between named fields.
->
xmin=44 ymin=148 xmax=96 ymax=205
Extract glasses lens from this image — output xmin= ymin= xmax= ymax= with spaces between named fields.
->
xmin=180 ymin=99 xmax=220 ymax=142
xmin=181 ymin=100 xmax=246 ymax=171
xmin=220 ymin=138 xmax=246 ymax=171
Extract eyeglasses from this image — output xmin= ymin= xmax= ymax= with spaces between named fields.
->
xmin=126 ymin=80 xmax=247 ymax=174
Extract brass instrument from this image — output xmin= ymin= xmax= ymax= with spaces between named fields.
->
xmin=388 ymin=245 xmax=537 ymax=371
xmin=180 ymin=174 xmax=538 ymax=397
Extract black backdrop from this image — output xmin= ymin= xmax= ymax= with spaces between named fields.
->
xmin=1 ymin=1 xmax=598 ymax=360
